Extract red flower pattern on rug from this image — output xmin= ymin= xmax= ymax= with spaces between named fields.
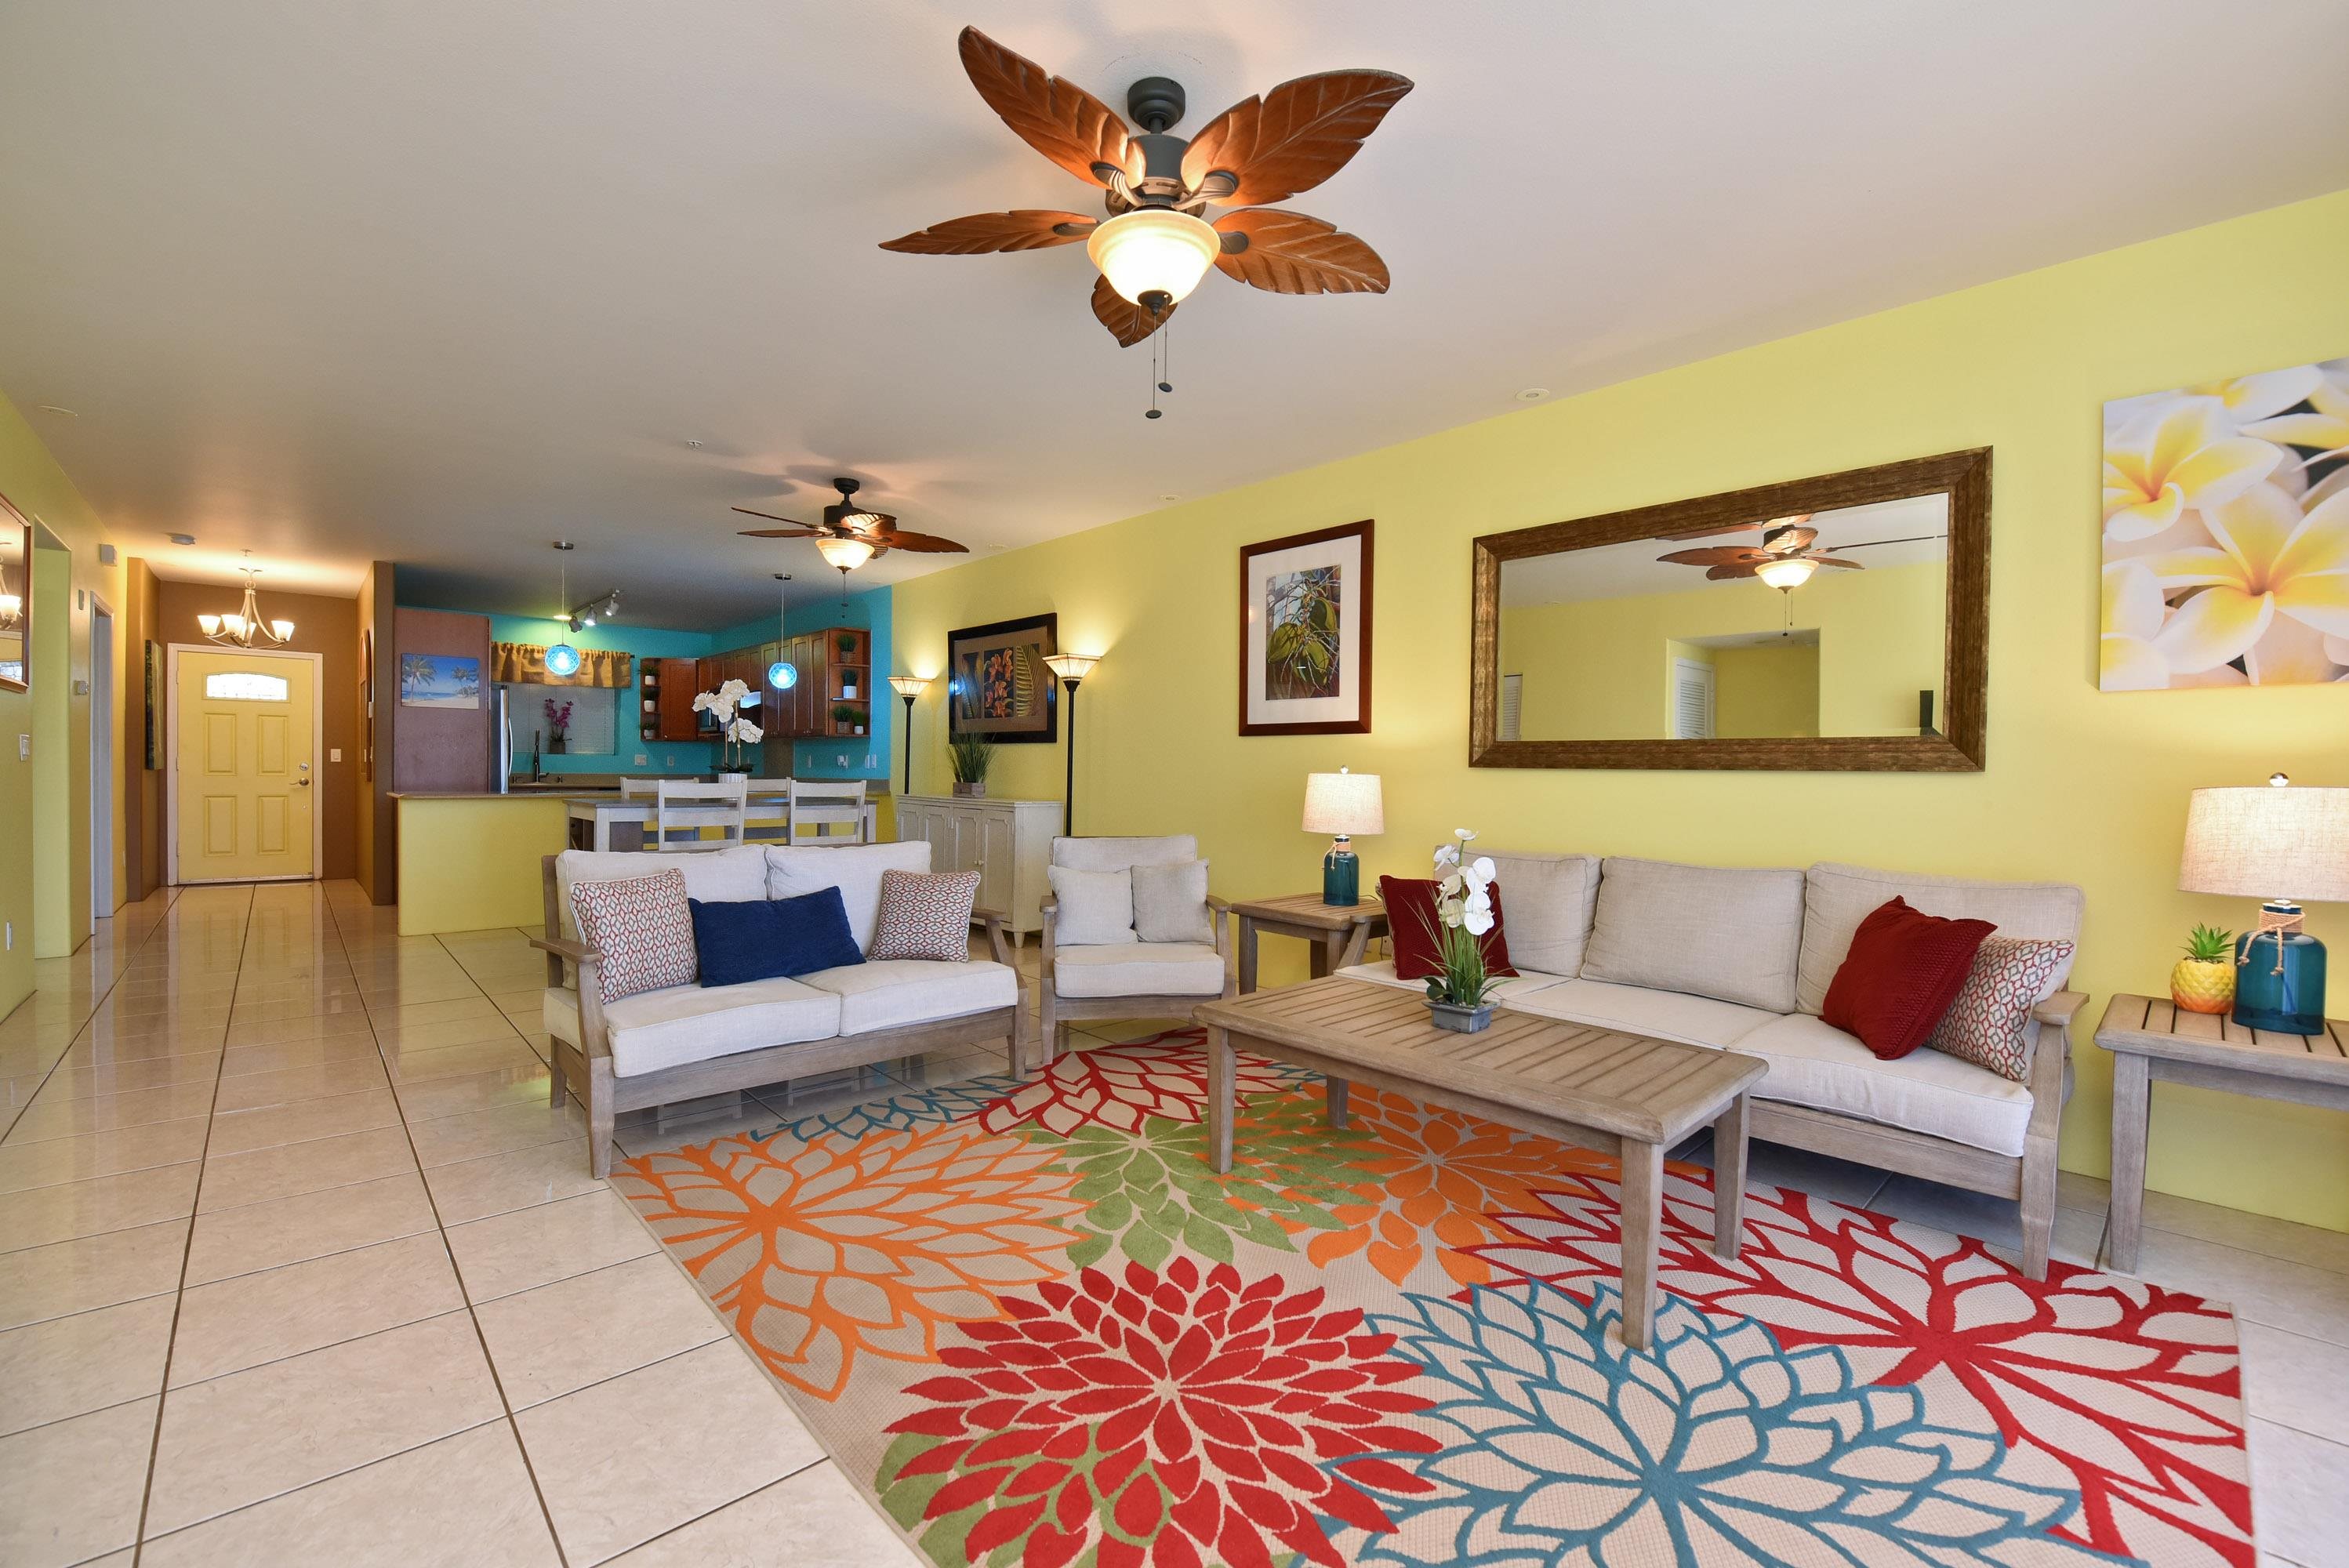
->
xmin=880 ymin=1257 xmax=1440 ymax=1568
xmin=975 ymin=1033 xmax=1298 ymax=1138
xmin=1468 ymin=1167 xmax=2253 ymax=1567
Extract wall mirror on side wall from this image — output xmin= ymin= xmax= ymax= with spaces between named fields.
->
xmin=0 ymin=495 xmax=29 ymax=692
xmin=1471 ymin=448 xmax=1990 ymax=771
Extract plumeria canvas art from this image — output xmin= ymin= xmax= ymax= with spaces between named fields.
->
xmin=2100 ymin=358 xmax=2349 ymax=688
xmin=615 ymin=1030 xmax=2253 ymax=1568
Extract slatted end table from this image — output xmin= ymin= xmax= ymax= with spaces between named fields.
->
xmin=1230 ymin=893 xmax=1388 ymax=995
xmin=2094 ymin=993 xmax=2349 ymax=1272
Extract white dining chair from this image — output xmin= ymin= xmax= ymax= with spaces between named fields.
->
xmin=742 ymin=778 xmax=794 ymax=843
xmin=787 ymin=779 xmax=868 ymax=845
xmin=654 ymin=777 xmax=748 ymax=851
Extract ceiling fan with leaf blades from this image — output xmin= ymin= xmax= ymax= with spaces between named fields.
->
xmin=880 ymin=27 xmax=1412 ymax=347
xmin=735 ymin=477 xmax=968 ymax=592
xmin=1655 ymin=514 xmax=1941 ymax=591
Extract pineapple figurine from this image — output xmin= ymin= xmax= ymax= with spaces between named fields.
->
xmin=2171 ymin=924 xmax=2236 ymax=1014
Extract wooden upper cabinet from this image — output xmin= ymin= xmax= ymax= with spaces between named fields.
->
xmin=654 ymin=657 xmax=701 ymax=742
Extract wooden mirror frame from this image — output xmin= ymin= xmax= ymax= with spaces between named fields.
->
xmin=1470 ymin=448 xmax=1990 ymax=771
xmin=0 ymin=493 xmax=29 ymax=695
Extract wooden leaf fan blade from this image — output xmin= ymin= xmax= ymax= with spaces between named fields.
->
xmin=1705 ymin=563 xmax=1765 ymax=579
xmin=880 ymin=210 xmax=1096 ymax=254
xmin=1091 ymin=274 xmax=1174 ymax=347
xmin=1211 ymin=209 xmax=1389 ymax=295
xmin=1655 ymin=524 xmax=1758 ymax=541
xmin=872 ymin=528 xmax=969 ymax=554
xmin=1767 ymin=525 xmax=1818 ymax=551
xmin=1807 ymin=557 xmax=1864 ymax=569
xmin=1658 ymin=546 xmax=1766 ymax=565
xmin=737 ymin=528 xmax=822 ymax=539
xmin=1182 ymin=70 xmax=1413 ymax=207
xmin=957 ymin=27 xmax=1138 ymax=187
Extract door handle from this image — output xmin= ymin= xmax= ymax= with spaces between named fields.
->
xmin=295 ymin=778 xmax=311 ymax=787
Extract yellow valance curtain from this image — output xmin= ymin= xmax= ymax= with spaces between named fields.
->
xmin=492 ymin=642 xmax=633 ymax=688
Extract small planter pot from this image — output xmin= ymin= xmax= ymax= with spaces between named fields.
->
xmin=717 ymin=771 xmax=748 ymax=784
xmin=547 ymin=736 xmax=566 ymax=754
xmin=1426 ymin=1000 xmax=1493 ymax=1034
xmin=953 ymin=780 xmax=986 ymax=798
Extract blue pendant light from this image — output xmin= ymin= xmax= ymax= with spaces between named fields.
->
xmin=545 ymin=543 xmax=581 ymax=676
xmin=766 ymin=573 xmax=797 ymax=690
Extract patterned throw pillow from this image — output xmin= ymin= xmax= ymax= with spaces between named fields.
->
xmin=869 ymin=869 xmax=983 ymax=963
xmin=1925 ymin=935 xmax=2076 ymax=1080
xmin=569 ymin=870 xmax=697 ymax=1004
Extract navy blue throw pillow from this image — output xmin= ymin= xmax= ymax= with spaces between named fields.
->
xmin=687 ymin=889 xmax=862 ymax=988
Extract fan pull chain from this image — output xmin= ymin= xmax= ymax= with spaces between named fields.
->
xmin=1159 ymin=318 xmax=1172 ymax=395
xmin=1145 ymin=325 xmax=1164 ymax=419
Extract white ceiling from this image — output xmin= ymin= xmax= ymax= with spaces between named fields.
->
xmin=1502 ymin=495 xmax=1950 ymax=606
xmin=2 ymin=1 xmax=2344 ymax=628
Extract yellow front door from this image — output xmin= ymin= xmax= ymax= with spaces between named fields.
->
xmin=176 ymin=648 xmax=316 ymax=883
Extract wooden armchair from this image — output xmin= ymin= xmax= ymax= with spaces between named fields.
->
xmin=1035 ymin=836 xmax=1235 ymax=1063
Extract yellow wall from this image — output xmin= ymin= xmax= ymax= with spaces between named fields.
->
xmin=394 ymin=797 xmax=569 ymax=935
xmin=1 ymin=393 xmax=133 ymax=1013
xmin=1716 ymin=641 xmax=1821 ymax=739
xmin=1498 ymin=560 xmax=1941 ymax=739
xmin=894 ymin=189 xmax=2349 ymax=1231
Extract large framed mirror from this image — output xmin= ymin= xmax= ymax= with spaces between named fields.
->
xmin=0 ymin=495 xmax=28 ymax=693
xmin=1471 ymin=448 xmax=1988 ymax=771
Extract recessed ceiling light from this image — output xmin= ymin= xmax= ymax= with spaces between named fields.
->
xmin=684 ymin=439 xmax=704 ymax=449
xmin=1516 ymin=388 xmax=1550 ymax=402
xmin=167 ymin=533 xmax=195 ymax=546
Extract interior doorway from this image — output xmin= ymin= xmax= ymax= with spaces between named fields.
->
xmin=90 ymin=601 xmax=113 ymax=921
xmin=168 ymin=643 xmax=322 ymax=884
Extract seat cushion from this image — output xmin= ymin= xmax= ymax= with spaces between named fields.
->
xmin=1332 ymin=960 xmax=1564 ymax=1004
xmin=1484 ymin=853 xmax=1602 ymax=978
xmin=1055 ymin=942 xmax=1226 ymax=999
xmin=543 ymin=976 xmax=841 ymax=1079
xmin=1797 ymin=862 xmax=2084 ymax=1016
xmin=1581 ymin=857 xmax=1807 ymax=1012
xmin=1051 ymin=835 xmax=1200 ymax=873
xmin=1735 ymin=1011 xmax=2035 ymax=1158
xmin=765 ymin=840 xmax=932 ymax=953
xmin=797 ymin=960 xmax=1019 ymax=1036
xmin=1507 ymin=978 xmax=1781 ymax=1051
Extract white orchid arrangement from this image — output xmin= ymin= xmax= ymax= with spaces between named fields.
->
xmin=1423 ymin=829 xmax=1501 ymax=1009
xmin=2100 ymin=358 xmax=2349 ymax=689
xmin=692 ymin=679 xmax=764 ymax=766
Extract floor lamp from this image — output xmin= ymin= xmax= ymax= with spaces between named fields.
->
xmin=1042 ymin=653 xmax=1099 ymax=837
xmin=888 ymin=675 xmax=929 ymax=796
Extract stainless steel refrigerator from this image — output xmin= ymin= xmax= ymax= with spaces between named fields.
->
xmin=491 ymin=687 xmax=513 ymax=792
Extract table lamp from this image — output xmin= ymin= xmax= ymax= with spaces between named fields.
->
xmin=1302 ymin=768 xmax=1383 ymax=906
xmin=2178 ymin=773 xmax=2349 ymax=1034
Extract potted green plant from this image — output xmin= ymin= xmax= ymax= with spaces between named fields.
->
xmin=1419 ymin=829 xmax=1502 ymax=1033
xmin=949 ymin=735 xmax=994 ymax=798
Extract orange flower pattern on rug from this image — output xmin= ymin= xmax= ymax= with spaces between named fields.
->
xmin=613 ymin=1123 xmax=1086 ymax=1398
xmin=1287 ymin=1087 xmax=1615 ymax=1287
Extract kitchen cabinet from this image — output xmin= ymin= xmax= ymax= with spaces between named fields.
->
xmin=652 ymin=657 xmax=702 ymax=742
xmin=895 ymin=795 xmax=1058 ymax=942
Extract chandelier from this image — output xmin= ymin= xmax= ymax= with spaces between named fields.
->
xmin=198 ymin=553 xmax=294 ymax=647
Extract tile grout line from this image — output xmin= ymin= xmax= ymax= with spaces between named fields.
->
xmin=129 ymin=882 xmax=258 ymax=1568
xmin=0 ymin=891 xmax=182 ymax=1145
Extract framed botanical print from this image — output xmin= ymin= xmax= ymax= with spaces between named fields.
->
xmin=1239 ymin=519 xmax=1374 ymax=735
xmin=948 ymin=612 xmax=1059 ymax=743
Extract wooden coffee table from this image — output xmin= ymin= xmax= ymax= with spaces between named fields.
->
xmin=1193 ymin=976 xmax=1765 ymax=1350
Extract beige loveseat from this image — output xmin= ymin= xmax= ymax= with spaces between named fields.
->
xmin=1339 ymin=855 xmax=2087 ymax=1277
xmin=532 ymin=842 xmax=1026 ymax=1175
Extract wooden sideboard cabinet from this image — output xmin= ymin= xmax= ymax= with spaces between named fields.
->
xmin=896 ymin=795 xmax=1059 ymax=942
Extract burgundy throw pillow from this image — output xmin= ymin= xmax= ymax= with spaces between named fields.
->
xmin=1821 ymin=896 xmax=1996 ymax=1060
xmin=1380 ymin=876 xmax=1517 ymax=982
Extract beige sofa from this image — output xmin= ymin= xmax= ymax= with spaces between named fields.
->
xmin=1339 ymin=855 xmax=2086 ymax=1277
xmin=532 ymin=842 xmax=1026 ymax=1175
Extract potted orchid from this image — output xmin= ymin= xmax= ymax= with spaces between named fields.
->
xmin=1421 ymin=829 xmax=1501 ymax=1033
xmin=541 ymin=697 xmax=572 ymax=754
xmin=692 ymin=679 xmax=764 ymax=777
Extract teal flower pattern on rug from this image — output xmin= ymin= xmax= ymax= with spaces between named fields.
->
xmin=1349 ymin=1281 xmax=2133 ymax=1567
xmin=776 ymin=1078 xmax=1020 ymax=1142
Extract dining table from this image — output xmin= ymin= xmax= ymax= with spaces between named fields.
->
xmin=561 ymin=788 xmax=878 ymax=851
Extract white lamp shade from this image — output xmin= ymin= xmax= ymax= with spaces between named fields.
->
xmin=2180 ymin=783 xmax=2349 ymax=903
xmin=816 ymin=537 xmax=876 ymax=572
xmin=1086 ymin=209 xmax=1221 ymax=307
xmin=1756 ymin=557 xmax=1817 ymax=590
xmin=888 ymin=674 xmax=929 ymax=699
xmin=1302 ymin=771 xmax=1384 ymax=837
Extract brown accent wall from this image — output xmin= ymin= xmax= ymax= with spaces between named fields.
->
xmin=391 ymin=608 xmax=492 ymax=794
xmin=355 ymin=561 xmax=399 ymax=904
xmin=120 ymin=559 xmax=163 ymax=900
xmin=154 ymin=580 xmax=361 ymax=880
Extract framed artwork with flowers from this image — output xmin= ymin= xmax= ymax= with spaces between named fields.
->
xmin=947 ymin=612 xmax=1058 ymax=744
xmin=1239 ymin=518 xmax=1374 ymax=735
xmin=2101 ymin=357 xmax=2349 ymax=688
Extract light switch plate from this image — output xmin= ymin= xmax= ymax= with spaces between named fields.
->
xmin=16 ymin=735 xmax=27 ymax=762
xmin=634 ymin=754 xmax=648 ymax=766
xmin=74 ymin=678 xmax=90 ymax=695
xmin=329 ymin=748 xmax=342 ymax=762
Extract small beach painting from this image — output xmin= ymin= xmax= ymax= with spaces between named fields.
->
xmin=398 ymin=653 xmax=481 ymax=709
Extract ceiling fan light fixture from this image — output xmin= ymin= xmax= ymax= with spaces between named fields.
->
xmin=1757 ymin=557 xmax=1817 ymax=591
xmin=815 ymin=537 xmax=877 ymax=573
xmin=1087 ymin=209 xmax=1219 ymax=308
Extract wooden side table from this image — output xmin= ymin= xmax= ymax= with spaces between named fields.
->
xmin=1229 ymin=893 xmax=1388 ymax=994
xmin=2094 ymin=993 xmax=2349 ymax=1272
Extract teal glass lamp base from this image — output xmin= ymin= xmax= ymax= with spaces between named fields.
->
xmin=1322 ymin=840 xmax=1360 ymax=906
xmin=2232 ymin=905 xmax=2325 ymax=1035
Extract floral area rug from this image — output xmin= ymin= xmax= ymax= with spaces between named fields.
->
xmin=611 ymin=1029 xmax=2253 ymax=1568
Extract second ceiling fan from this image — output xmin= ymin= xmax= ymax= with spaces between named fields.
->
xmin=735 ymin=477 xmax=968 ymax=590
xmin=880 ymin=27 xmax=1413 ymax=347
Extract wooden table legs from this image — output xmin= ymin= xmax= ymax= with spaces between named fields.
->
xmin=2106 ymin=1051 xmax=2152 ymax=1273
xmin=1236 ymin=917 xmax=1259 ymax=996
xmin=1326 ymin=1076 xmax=1350 ymax=1129
xmin=1712 ymin=1094 xmax=1748 ymax=1261
xmin=1205 ymin=1025 xmax=1236 ymax=1174
xmin=1617 ymin=1139 xmax=1665 ymax=1352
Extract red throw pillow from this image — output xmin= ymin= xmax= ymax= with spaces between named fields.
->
xmin=1380 ymin=876 xmax=1517 ymax=982
xmin=1821 ymin=896 xmax=1996 ymax=1060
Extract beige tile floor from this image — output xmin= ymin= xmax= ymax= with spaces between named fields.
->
xmin=0 ymin=880 xmax=2340 ymax=1566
